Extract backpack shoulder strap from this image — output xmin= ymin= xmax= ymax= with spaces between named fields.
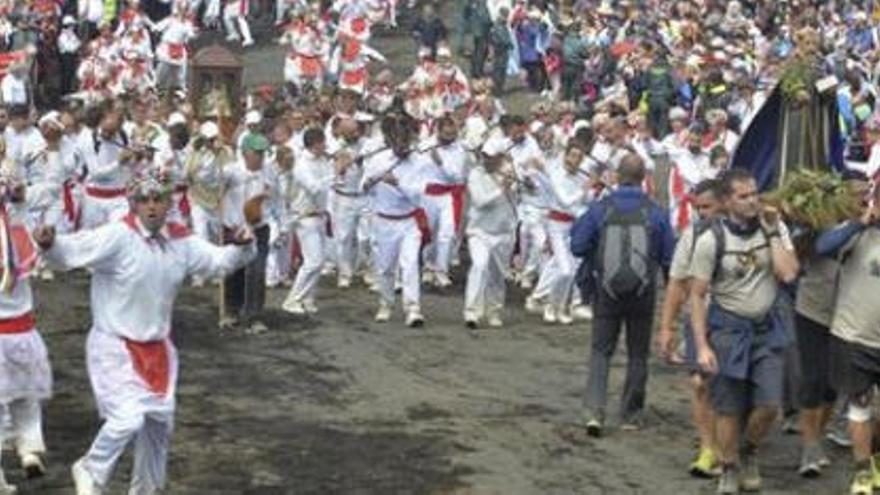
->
xmin=710 ymin=218 xmax=726 ymax=280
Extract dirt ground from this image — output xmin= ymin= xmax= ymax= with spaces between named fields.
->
xmin=4 ymin=5 xmax=856 ymax=495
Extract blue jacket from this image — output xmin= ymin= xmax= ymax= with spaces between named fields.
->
xmin=708 ymin=299 xmax=790 ymax=380
xmin=570 ymin=186 xmax=675 ymax=275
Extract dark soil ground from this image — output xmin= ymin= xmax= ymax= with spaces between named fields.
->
xmin=7 ymin=3 xmax=853 ymax=494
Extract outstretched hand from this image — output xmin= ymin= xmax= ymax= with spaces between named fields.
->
xmin=229 ymin=225 xmax=254 ymax=245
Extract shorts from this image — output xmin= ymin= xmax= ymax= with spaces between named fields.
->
xmin=708 ymin=327 xmax=784 ymax=415
xmin=795 ymin=313 xmax=837 ymax=408
xmin=830 ymin=335 xmax=880 ymax=398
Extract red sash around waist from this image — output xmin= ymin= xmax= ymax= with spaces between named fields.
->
xmin=0 ymin=312 xmax=34 ymax=334
xmin=124 ymin=338 xmax=170 ymax=397
xmin=425 ymin=183 xmax=466 ymax=231
xmin=86 ymin=186 xmax=127 ymax=199
xmin=548 ymin=210 xmax=575 ymax=223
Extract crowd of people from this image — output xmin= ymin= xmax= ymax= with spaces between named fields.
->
xmin=0 ymin=0 xmax=879 ymax=494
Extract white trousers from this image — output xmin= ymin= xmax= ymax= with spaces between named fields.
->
xmin=330 ymin=194 xmax=370 ymax=278
xmin=79 ymin=194 xmax=129 ymax=230
xmin=372 ymin=216 xmax=421 ymax=308
xmin=223 ymin=2 xmax=253 ymax=43
xmin=266 ymin=234 xmax=293 ymax=286
xmin=1 ymin=399 xmax=45 ymax=457
xmin=191 ymin=204 xmax=221 ymax=244
xmin=81 ymin=331 xmax=177 ymax=494
xmin=286 ymin=216 xmax=326 ymax=303
xmin=516 ymin=206 xmax=548 ymax=277
xmin=532 ymin=219 xmax=576 ymax=307
xmin=423 ymin=192 xmax=459 ymax=276
xmin=464 ymin=230 xmax=513 ymax=319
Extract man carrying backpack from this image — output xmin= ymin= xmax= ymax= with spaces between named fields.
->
xmin=689 ymin=169 xmax=799 ymax=495
xmin=571 ymin=153 xmax=675 ymax=436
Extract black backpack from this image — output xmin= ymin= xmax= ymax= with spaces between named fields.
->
xmin=595 ymin=197 xmax=656 ymax=301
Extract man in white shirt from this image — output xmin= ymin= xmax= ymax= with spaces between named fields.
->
xmin=281 ymin=128 xmax=334 ymax=315
xmin=0 ymin=60 xmax=29 ymax=108
xmin=221 ymin=133 xmax=275 ymax=333
xmin=505 ymin=115 xmax=546 ymax=289
xmin=526 ymin=145 xmax=595 ymax=324
xmin=79 ymin=109 xmax=137 ymax=230
xmin=421 ymin=116 xmax=469 ymax=288
xmin=360 ymin=114 xmax=430 ymax=327
xmin=463 ymin=138 xmax=517 ymax=328
xmin=0 ymin=173 xmax=52 ymax=491
xmin=34 ymin=171 xmax=255 ymax=495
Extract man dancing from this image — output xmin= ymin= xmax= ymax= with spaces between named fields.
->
xmin=33 ymin=172 xmax=255 ymax=495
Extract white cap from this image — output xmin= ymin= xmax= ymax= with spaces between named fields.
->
xmin=245 ymin=110 xmax=262 ymax=125
xmin=199 ymin=121 xmax=219 ymax=139
xmin=436 ymin=46 xmax=452 ymax=59
xmin=353 ymin=111 xmax=374 ymax=122
xmin=62 ymin=15 xmax=76 ymax=26
xmin=38 ymin=111 xmax=64 ymax=130
xmin=481 ymin=136 xmax=508 ymax=156
xmin=167 ymin=112 xmax=187 ymax=127
xmin=668 ymin=106 xmax=688 ymax=120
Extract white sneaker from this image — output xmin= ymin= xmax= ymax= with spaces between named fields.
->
xmin=303 ymin=300 xmax=318 ymax=314
xmin=375 ymin=302 xmax=392 ymax=322
xmin=557 ymin=309 xmax=574 ymax=326
xmin=281 ymin=298 xmax=307 ymax=315
xmin=191 ymin=277 xmax=205 ymax=288
xmin=242 ymin=38 xmax=254 ymax=47
xmin=434 ymin=273 xmax=452 ymax=288
xmin=225 ymin=34 xmax=240 ymax=42
xmin=338 ymin=276 xmax=351 ymax=289
xmin=406 ymin=308 xmax=424 ymax=328
xmin=487 ymin=314 xmax=503 ymax=328
xmin=72 ymin=459 xmax=101 ymax=495
xmin=39 ymin=269 xmax=54 ymax=281
xmin=321 ymin=264 xmax=336 ymax=276
xmin=21 ymin=452 xmax=45 ymax=479
xmin=0 ymin=480 xmax=16 ymax=495
xmin=525 ymin=296 xmax=542 ymax=314
xmin=571 ymin=304 xmax=594 ymax=321
xmin=520 ymin=276 xmax=534 ymax=290
xmin=542 ymin=305 xmax=557 ymax=324
xmin=421 ymin=271 xmax=435 ymax=285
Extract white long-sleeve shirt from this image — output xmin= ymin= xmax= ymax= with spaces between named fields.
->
xmin=420 ymin=139 xmax=470 ymax=186
xmin=359 ymin=149 xmax=429 ymax=216
xmin=291 ymin=149 xmax=333 ymax=216
xmin=530 ymin=158 xmax=592 ymax=218
xmin=466 ymin=165 xmax=516 ymax=236
xmin=43 ymin=215 xmax=255 ymax=342
xmin=85 ymin=131 xmax=133 ymax=189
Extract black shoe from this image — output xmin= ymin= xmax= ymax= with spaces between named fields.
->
xmin=465 ymin=320 xmax=478 ymax=330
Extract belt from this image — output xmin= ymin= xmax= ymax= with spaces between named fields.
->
xmin=333 ymin=188 xmax=362 ymax=198
xmin=548 ymin=210 xmax=575 ymax=223
xmin=0 ymin=312 xmax=35 ymax=334
xmin=378 ymin=209 xmax=432 ymax=244
xmin=301 ymin=210 xmax=327 ymax=218
xmin=86 ymin=186 xmax=127 ymax=198
xmin=377 ymin=211 xmax=416 ymax=220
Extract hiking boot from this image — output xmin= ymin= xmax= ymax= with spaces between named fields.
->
xmin=717 ymin=464 xmax=739 ymax=495
xmin=690 ymin=447 xmax=721 ymax=478
xmin=798 ymin=444 xmax=825 ymax=478
xmin=851 ymin=467 xmax=874 ymax=495
xmin=740 ymin=450 xmax=761 ymax=492
xmin=20 ymin=452 xmax=45 ymax=479
xmin=584 ymin=416 xmax=603 ymax=438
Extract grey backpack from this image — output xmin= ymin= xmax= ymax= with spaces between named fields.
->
xmin=595 ymin=197 xmax=655 ymax=300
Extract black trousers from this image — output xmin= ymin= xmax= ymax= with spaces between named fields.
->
xmin=224 ymin=224 xmax=269 ymax=323
xmin=561 ymin=66 xmax=582 ymax=101
xmin=585 ymin=290 xmax=656 ymax=421
xmin=522 ymin=60 xmax=547 ymax=92
xmin=60 ymin=53 xmax=79 ymax=97
xmin=471 ymin=33 xmax=489 ymax=78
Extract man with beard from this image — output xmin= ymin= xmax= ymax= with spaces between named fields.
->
xmin=33 ymin=171 xmax=255 ymax=495
xmin=690 ymin=169 xmax=799 ymax=494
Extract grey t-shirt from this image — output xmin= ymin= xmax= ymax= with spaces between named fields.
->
xmin=795 ymin=255 xmax=840 ymax=328
xmin=831 ymin=228 xmax=880 ymax=349
xmin=690 ymin=221 xmax=792 ymax=320
xmin=669 ymin=224 xmax=696 ymax=280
